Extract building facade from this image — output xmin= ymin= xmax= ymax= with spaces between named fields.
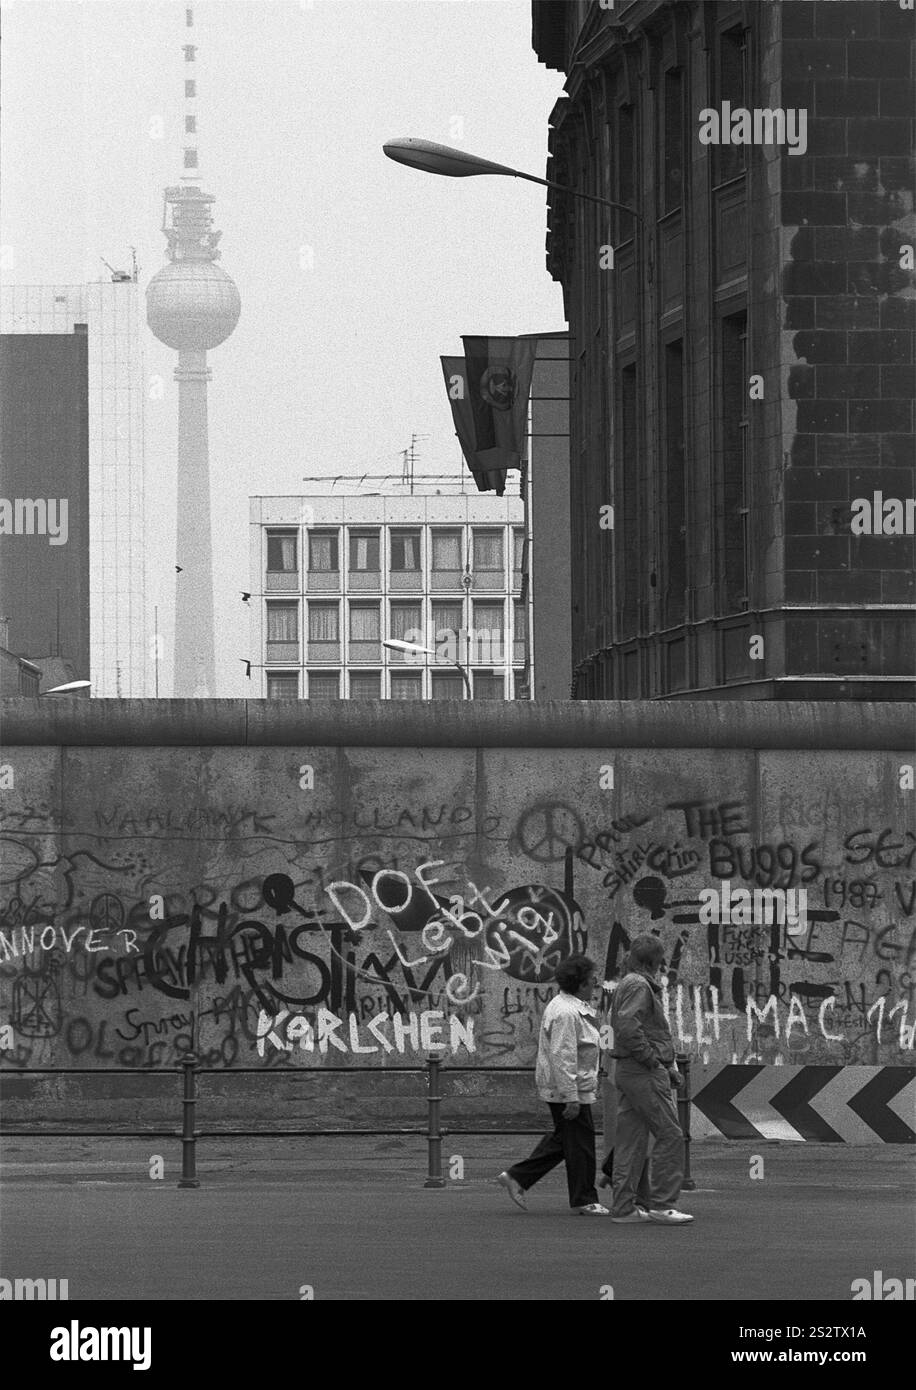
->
xmin=249 ymin=493 xmax=527 ymax=700
xmin=533 ymin=0 xmax=915 ymax=699
xmin=0 ymin=281 xmax=149 ymax=696
xmin=0 ymin=329 xmax=90 ymax=683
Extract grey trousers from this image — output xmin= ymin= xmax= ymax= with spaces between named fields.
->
xmin=611 ymin=1059 xmax=685 ymax=1215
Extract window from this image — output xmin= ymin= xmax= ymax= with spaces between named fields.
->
xmin=309 ymin=532 xmax=338 ymax=572
xmin=183 ymin=149 xmax=198 ymax=169
xmin=185 ymin=115 xmax=197 ymax=134
xmin=349 ymin=604 xmax=380 ymax=642
xmin=266 ymin=603 xmax=297 ymax=642
xmin=473 ymin=530 xmax=503 ymax=572
xmin=431 ymin=530 xmax=462 ymax=571
xmin=391 ymin=673 xmax=422 ymax=700
xmin=471 ymin=602 xmax=504 ymax=664
xmin=512 ymin=529 xmax=525 ymax=577
xmin=663 ymin=70 xmax=684 ymax=213
xmin=19 ymin=669 xmax=40 ymax=697
xmin=715 ymin=27 xmax=748 ymax=183
xmin=663 ymin=341 xmax=686 ymax=628
xmin=267 ymin=531 xmax=297 ymax=572
xmin=350 ymin=673 xmax=381 ymax=700
xmin=308 ymin=673 xmax=339 ymax=700
xmin=431 ymin=673 xmax=465 ymax=700
xmin=432 ymin=601 xmax=462 ymax=638
xmin=267 ymin=672 xmax=298 ymax=700
xmin=185 ymin=80 xmax=196 ymax=98
xmin=308 ymin=603 xmax=338 ymax=641
xmin=349 ymin=531 xmax=380 ymax=571
xmin=616 ymin=105 xmax=635 ymax=242
xmin=473 ymin=672 xmax=505 ymax=700
xmin=513 ymin=670 xmax=528 ymax=700
xmin=389 ymin=603 xmax=422 ymax=642
xmin=618 ymin=363 xmax=639 ymax=638
xmin=513 ymin=601 xmax=527 ymax=659
xmin=720 ymin=312 xmax=749 ymax=610
xmin=391 ymin=530 xmax=421 ymax=571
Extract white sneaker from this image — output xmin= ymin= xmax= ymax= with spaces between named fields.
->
xmin=576 ymin=1203 xmax=610 ymax=1215
xmin=497 ymin=1171 xmax=528 ymax=1211
xmin=646 ymin=1207 xmax=694 ymax=1225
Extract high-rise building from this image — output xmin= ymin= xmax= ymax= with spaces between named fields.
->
xmin=533 ymin=0 xmax=915 ymax=699
xmin=146 ymin=5 xmax=240 ymax=697
xmin=0 ymin=281 xmax=147 ymax=695
xmin=249 ymin=492 xmax=527 ymax=700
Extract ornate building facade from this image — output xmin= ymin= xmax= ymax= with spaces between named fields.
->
xmin=533 ymin=0 xmax=914 ymax=699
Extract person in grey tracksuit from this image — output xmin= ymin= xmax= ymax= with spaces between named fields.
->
xmin=610 ymin=934 xmax=694 ymax=1225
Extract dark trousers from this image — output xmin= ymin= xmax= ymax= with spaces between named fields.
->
xmin=507 ymin=1103 xmax=599 ymax=1208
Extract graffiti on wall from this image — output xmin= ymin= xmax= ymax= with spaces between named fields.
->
xmin=1 ymin=765 xmax=913 ymax=1071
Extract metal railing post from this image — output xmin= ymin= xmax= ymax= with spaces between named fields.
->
xmin=424 ymin=1054 xmax=446 ymax=1188
xmin=177 ymin=1052 xmax=200 ymax=1189
xmin=676 ymin=1052 xmax=695 ymax=1191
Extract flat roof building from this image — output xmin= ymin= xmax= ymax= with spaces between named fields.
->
xmin=249 ymin=491 xmax=528 ymax=701
xmin=1 ymin=281 xmax=149 ymax=696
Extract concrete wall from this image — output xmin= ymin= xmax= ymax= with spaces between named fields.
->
xmin=0 ymin=700 xmax=913 ymax=1131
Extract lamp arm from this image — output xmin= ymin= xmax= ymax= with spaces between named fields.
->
xmin=510 ymin=168 xmax=641 ymax=222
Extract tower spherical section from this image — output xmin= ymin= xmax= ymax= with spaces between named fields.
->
xmin=146 ymin=260 xmax=241 ymax=351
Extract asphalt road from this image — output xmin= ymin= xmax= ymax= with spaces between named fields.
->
xmin=1 ymin=1137 xmax=913 ymax=1301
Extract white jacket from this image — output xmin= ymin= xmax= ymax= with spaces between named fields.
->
xmin=535 ymin=991 xmax=601 ymax=1104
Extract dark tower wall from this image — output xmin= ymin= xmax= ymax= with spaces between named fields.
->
xmin=0 ymin=333 xmax=90 ymax=678
xmin=534 ymin=0 xmax=915 ymax=700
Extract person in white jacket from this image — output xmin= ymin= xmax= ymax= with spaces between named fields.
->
xmin=497 ymin=955 xmax=608 ymax=1214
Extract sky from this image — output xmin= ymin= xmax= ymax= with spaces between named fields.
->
xmin=1 ymin=0 xmax=566 ymax=696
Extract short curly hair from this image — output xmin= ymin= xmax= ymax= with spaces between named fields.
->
xmin=627 ymin=934 xmax=666 ymax=970
xmin=554 ymin=954 xmax=597 ymax=993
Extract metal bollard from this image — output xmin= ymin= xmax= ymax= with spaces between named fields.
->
xmin=675 ymin=1052 xmax=696 ymax=1191
xmin=424 ymin=1054 xmax=446 ymax=1188
xmin=177 ymin=1052 xmax=200 ymax=1189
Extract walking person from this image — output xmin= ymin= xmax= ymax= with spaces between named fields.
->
xmin=610 ymin=934 xmax=694 ymax=1226
xmin=498 ymin=955 xmax=609 ymax=1215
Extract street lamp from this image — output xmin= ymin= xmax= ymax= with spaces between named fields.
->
xmin=383 ymin=637 xmax=472 ymax=698
xmin=383 ymin=137 xmax=642 ymax=223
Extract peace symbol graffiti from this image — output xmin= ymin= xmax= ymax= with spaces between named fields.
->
xmin=89 ymin=892 xmax=124 ymax=933
xmin=515 ymin=803 xmax=585 ymax=864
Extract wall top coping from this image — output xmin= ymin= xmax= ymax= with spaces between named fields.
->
xmin=0 ymin=699 xmax=911 ymax=749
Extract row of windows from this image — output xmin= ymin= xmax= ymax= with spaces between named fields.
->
xmin=607 ymin=23 xmax=748 ymax=241
xmin=266 ymin=527 xmax=525 ymax=575
xmin=265 ymin=670 xmax=527 ymax=701
xmin=264 ymin=599 xmax=527 ymax=645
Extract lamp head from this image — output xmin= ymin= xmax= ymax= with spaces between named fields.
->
xmin=383 ymin=138 xmax=517 ymax=180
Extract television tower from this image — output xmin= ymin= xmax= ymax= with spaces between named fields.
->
xmin=146 ymin=5 xmax=240 ymax=697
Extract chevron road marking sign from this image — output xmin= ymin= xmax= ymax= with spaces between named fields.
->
xmin=689 ymin=1065 xmax=916 ymax=1143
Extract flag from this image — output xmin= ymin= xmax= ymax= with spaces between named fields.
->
xmin=440 ymin=335 xmax=536 ymax=494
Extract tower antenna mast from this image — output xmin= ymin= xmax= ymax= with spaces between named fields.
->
xmin=146 ymin=3 xmax=241 ymax=697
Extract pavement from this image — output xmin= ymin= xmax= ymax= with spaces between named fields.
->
xmin=1 ymin=1134 xmax=914 ymax=1301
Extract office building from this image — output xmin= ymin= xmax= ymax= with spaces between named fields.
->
xmin=249 ymin=492 xmax=527 ymax=700
xmin=0 ymin=282 xmax=146 ymax=694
